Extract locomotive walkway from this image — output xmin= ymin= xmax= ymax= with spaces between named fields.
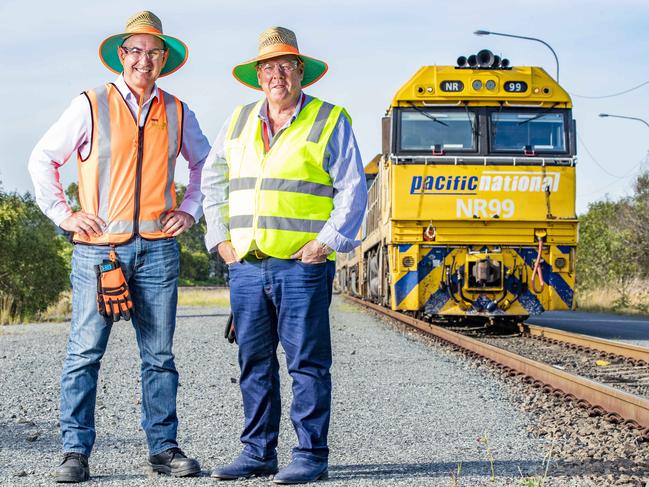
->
xmin=0 ymin=297 xmax=548 ymax=486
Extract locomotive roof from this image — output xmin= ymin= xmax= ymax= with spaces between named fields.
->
xmin=391 ymin=66 xmax=572 ymax=109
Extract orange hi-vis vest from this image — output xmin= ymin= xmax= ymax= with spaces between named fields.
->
xmin=75 ymin=82 xmax=183 ymax=245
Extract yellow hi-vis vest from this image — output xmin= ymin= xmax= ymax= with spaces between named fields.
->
xmin=75 ymin=83 xmax=183 ymax=245
xmin=225 ymin=97 xmax=347 ymax=260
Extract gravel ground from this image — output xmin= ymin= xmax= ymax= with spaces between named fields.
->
xmin=381 ymin=313 xmax=649 ymax=486
xmin=0 ymin=296 xmax=548 ymax=486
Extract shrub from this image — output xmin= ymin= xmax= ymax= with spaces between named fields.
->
xmin=174 ymin=184 xmax=227 ymax=286
xmin=0 ymin=191 xmax=70 ymax=322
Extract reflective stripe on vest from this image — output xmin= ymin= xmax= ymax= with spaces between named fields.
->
xmin=224 ymin=97 xmax=346 ymax=259
xmin=75 ymin=83 xmax=183 ymax=245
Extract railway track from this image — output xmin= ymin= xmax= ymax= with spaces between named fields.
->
xmin=346 ymin=296 xmax=649 ymax=439
xmin=488 ymin=324 xmax=649 ymax=398
xmin=518 ymin=323 xmax=649 ymax=365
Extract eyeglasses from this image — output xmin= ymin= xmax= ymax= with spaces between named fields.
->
xmin=256 ymin=60 xmax=301 ymax=75
xmin=120 ymin=46 xmax=167 ymax=61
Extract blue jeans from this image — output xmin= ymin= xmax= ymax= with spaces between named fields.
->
xmin=228 ymin=258 xmax=336 ymax=463
xmin=60 ymin=237 xmax=180 ymax=456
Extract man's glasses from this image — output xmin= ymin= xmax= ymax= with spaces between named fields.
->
xmin=256 ymin=60 xmax=301 ymax=75
xmin=120 ymin=46 xmax=167 ymax=61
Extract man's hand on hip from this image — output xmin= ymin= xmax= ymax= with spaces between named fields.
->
xmin=290 ymin=240 xmax=331 ymax=264
xmin=217 ymin=240 xmax=239 ymax=265
xmin=161 ymin=210 xmax=194 ymax=236
xmin=60 ymin=212 xmax=106 ymax=239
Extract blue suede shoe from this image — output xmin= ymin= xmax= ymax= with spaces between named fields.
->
xmin=272 ymin=457 xmax=328 ymax=484
xmin=211 ymin=453 xmax=278 ymax=480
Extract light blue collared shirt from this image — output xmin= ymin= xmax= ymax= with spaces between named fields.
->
xmin=201 ymin=93 xmax=367 ymax=254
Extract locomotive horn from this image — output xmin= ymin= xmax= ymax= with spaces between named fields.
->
xmin=467 ymin=54 xmax=478 ymax=67
xmin=492 ymin=55 xmax=501 ymax=67
xmin=457 ymin=56 xmax=468 ymax=67
xmin=477 ymin=49 xmax=495 ymax=68
xmin=501 ymin=58 xmax=510 ymax=68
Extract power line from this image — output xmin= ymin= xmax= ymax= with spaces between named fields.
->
xmin=577 ymin=149 xmax=649 ymax=198
xmin=570 ymin=79 xmax=649 ymax=99
xmin=577 ymin=134 xmax=626 ymax=179
xmin=578 ymin=176 xmax=629 ymax=198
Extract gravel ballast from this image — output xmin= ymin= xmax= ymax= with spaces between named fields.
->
xmin=376 ymin=308 xmax=649 ymax=486
xmin=1 ymin=297 xmax=566 ymax=486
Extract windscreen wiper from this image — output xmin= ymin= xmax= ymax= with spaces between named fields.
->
xmin=464 ymin=104 xmax=479 ymax=137
xmin=517 ymin=103 xmax=558 ymax=126
xmin=408 ymin=102 xmax=449 ymax=126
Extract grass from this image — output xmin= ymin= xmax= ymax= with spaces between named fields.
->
xmin=0 ymin=287 xmax=229 ymax=325
xmin=471 ymin=432 xmax=552 ymax=486
xmin=178 ymin=287 xmax=230 ymax=307
xmin=577 ymin=280 xmax=649 ymax=315
xmin=477 ymin=433 xmax=497 ymax=484
xmin=1 ymin=292 xmax=73 ymax=324
xmin=0 ymin=294 xmax=17 ymax=325
xmin=37 ymin=291 xmax=72 ymax=322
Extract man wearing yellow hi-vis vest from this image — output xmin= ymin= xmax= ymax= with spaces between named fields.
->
xmin=202 ymin=27 xmax=367 ymax=484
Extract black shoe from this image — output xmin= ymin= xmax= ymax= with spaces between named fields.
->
xmin=55 ymin=453 xmax=90 ymax=483
xmin=148 ymin=447 xmax=201 ymax=477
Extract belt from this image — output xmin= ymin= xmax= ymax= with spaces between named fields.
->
xmin=244 ymin=249 xmax=270 ymax=261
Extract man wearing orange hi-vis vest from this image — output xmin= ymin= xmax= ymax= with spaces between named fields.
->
xmin=28 ymin=11 xmax=209 ymax=482
xmin=202 ymin=27 xmax=367 ymax=484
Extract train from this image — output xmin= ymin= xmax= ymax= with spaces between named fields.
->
xmin=336 ymin=49 xmax=577 ymax=326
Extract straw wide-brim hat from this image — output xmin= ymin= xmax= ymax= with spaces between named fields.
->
xmin=233 ymin=26 xmax=328 ymax=90
xmin=99 ymin=11 xmax=188 ymax=77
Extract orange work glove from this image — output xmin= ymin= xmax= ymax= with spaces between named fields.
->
xmin=95 ymin=252 xmax=133 ymax=322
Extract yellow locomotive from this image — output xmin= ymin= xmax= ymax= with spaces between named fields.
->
xmin=337 ymin=50 xmax=577 ymax=325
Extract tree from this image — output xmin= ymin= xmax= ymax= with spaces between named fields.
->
xmin=0 ymin=190 xmax=70 ymax=321
xmin=624 ymin=171 xmax=649 ymax=277
xmin=174 ymin=184 xmax=227 ymax=285
xmin=65 ymin=182 xmax=81 ymax=212
xmin=577 ymin=199 xmax=638 ymax=308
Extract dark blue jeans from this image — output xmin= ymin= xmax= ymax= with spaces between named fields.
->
xmin=228 ymin=258 xmax=335 ymax=462
xmin=60 ymin=237 xmax=180 ymax=456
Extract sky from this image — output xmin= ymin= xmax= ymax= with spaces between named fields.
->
xmin=2 ymin=0 xmax=648 ymax=215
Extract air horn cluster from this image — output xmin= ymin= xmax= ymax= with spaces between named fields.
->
xmin=457 ymin=49 xmax=510 ymax=69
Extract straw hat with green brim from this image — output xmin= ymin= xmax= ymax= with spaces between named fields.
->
xmin=233 ymin=26 xmax=328 ymax=90
xmin=99 ymin=11 xmax=188 ymax=78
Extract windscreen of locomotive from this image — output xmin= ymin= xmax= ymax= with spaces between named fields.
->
xmin=400 ymin=111 xmax=475 ymax=151
xmin=490 ymin=113 xmax=566 ymax=152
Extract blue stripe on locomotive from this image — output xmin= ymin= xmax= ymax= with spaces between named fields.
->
xmin=393 ymin=247 xmax=570 ymax=314
xmin=514 ymin=248 xmax=574 ymax=308
xmin=394 ymin=247 xmax=450 ymax=305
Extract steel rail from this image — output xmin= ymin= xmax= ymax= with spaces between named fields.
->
xmin=347 ymin=296 xmax=649 ymax=435
xmin=519 ymin=323 xmax=649 ymax=363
